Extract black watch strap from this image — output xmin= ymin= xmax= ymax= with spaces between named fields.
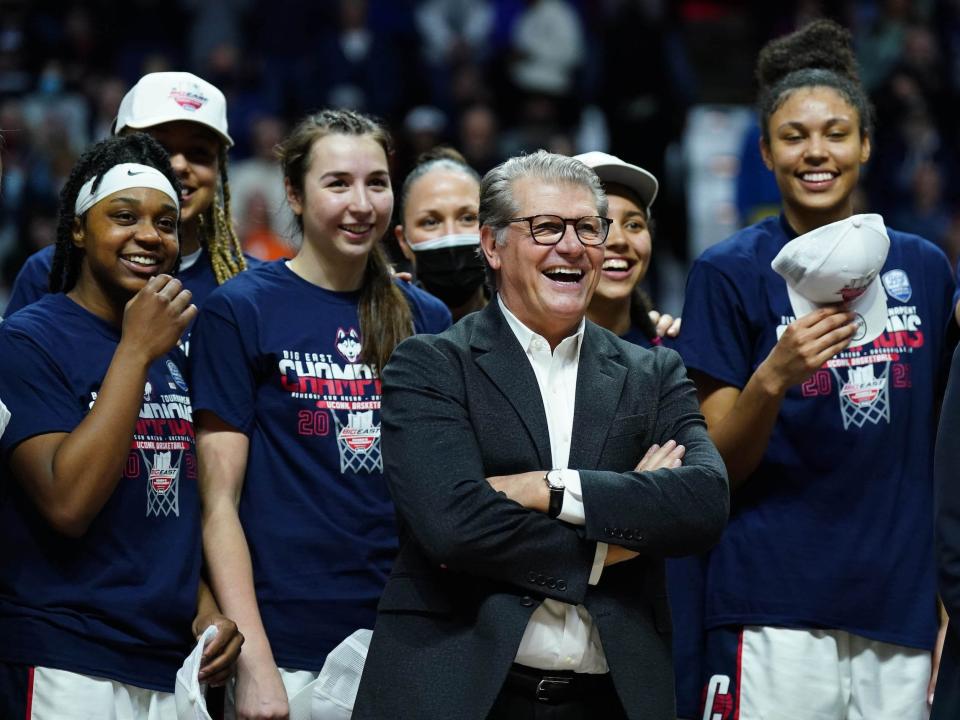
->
xmin=544 ymin=470 xmax=564 ymax=518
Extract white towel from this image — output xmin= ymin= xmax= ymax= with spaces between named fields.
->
xmin=175 ymin=624 xmax=219 ymax=720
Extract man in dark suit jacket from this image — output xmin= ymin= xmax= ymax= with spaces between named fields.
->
xmin=354 ymin=150 xmax=729 ymax=720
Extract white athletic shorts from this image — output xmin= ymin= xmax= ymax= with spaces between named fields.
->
xmin=700 ymin=625 xmax=931 ymax=720
xmin=25 ymin=666 xmax=176 ymax=720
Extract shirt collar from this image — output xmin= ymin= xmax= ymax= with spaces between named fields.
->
xmin=497 ymin=295 xmax=585 ymax=356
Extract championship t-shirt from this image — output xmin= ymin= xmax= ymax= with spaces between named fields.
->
xmin=0 ymin=293 xmax=200 ymax=691
xmin=189 ymin=260 xmax=451 ymax=670
xmin=676 ymin=214 xmax=955 ymax=650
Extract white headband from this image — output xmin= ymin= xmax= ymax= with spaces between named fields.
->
xmin=75 ymin=163 xmax=180 ymax=217
xmin=409 ymin=233 xmax=480 ymax=252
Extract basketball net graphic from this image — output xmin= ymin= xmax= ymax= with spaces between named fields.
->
xmin=333 ymin=410 xmax=382 ymax=474
xmin=830 ymin=362 xmax=891 ymax=430
xmin=142 ymin=449 xmax=182 ymax=517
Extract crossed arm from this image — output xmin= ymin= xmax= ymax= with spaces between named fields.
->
xmin=381 ymin=338 xmax=728 ymax=603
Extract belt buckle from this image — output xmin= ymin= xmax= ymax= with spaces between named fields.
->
xmin=536 ymin=676 xmax=571 ymax=703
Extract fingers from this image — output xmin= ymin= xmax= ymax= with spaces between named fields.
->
xmin=636 ymin=439 xmax=685 ymax=471
xmin=667 ymin=316 xmax=682 ymax=338
xmin=200 ymin=631 xmax=245 ymax=686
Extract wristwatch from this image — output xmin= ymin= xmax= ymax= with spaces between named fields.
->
xmin=544 ymin=469 xmax=565 ymax=518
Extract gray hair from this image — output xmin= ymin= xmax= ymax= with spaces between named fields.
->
xmin=479 ymin=150 xmax=607 ymax=289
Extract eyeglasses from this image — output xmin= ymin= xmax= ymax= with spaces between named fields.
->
xmin=507 ymin=214 xmax=611 ymax=246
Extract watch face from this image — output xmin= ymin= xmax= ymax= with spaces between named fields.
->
xmin=546 ymin=470 xmax=565 ymax=490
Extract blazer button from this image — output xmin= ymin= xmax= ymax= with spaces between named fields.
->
xmin=624 ymin=530 xmax=634 ymax=540
xmin=557 ymin=580 xmax=567 ymax=591
xmin=547 ymin=578 xmax=557 ymax=589
xmin=527 ymin=571 xmax=537 ymax=583
xmin=537 ymin=573 xmax=546 ymax=585
xmin=520 ymin=596 xmax=535 ymax=607
xmin=614 ymin=528 xmax=623 ymax=538
xmin=604 ymin=527 xmax=611 ymax=536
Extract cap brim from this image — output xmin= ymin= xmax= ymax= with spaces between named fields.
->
xmin=785 ymin=276 xmax=888 ymax=348
xmin=115 ymin=114 xmax=234 ymax=147
xmin=591 ymin=163 xmax=658 ymax=213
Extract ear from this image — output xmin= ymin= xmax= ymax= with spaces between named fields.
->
xmin=480 ymin=225 xmax=502 ymax=273
xmin=860 ymin=133 xmax=872 ymax=165
xmin=759 ymin=135 xmax=774 ymax=171
xmin=394 ymin=225 xmax=415 ymax=263
xmin=284 ymin=177 xmax=303 ymax=216
xmin=71 ymin=216 xmax=85 ymax=249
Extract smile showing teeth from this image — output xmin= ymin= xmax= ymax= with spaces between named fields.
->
xmin=125 ymin=255 xmax=158 ymax=267
xmin=342 ymin=224 xmax=372 ymax=233
xmin=602 ymin=258 xmax=631 ymax=271
xmin=543 ymin=267 xmax=584 ymax=283
xmin=801 ymin=172 xmax=834 ymax=182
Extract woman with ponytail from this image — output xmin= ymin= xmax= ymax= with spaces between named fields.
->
xmin=676 ymin=19 xmax=954 ymax=719
xmin=189 ymin=109 xmax=450 ymax=718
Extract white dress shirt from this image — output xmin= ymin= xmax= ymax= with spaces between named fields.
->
xmin=498 ymin=297 xmax=610 ymax=674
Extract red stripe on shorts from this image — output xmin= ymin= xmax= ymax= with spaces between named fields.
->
xmin=24 ymin=666 xmax=34 ymax=720
xmin=734 ymin=628 xmax=743 ymax=720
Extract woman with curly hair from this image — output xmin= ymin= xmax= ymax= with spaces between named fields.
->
xmin=676 ymin=19 xmax=954 ymax=719
xmin=0 ymin=133 xmax=241 ymax=718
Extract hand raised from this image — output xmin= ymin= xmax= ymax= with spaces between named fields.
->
xmin=758 ymin=306 xmax=856 ymax=395
xmin=121 ymin=274 xmax=196 ymax=362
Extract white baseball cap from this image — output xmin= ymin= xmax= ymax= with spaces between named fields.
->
xmin=771 ymin=213 xmax=890 ymax=347
xmin=573 ymin=151 xmax=659 ymax=216
xmin=114 ymin=71 xmax=233 ymax=147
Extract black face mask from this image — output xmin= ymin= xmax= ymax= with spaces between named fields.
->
xmin=411 ymin=236 xmax=486 ymax=308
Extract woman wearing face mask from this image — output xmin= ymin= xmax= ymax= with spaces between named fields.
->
xmin=5 ymin=71 xmax=252 ymax=320
xmin=190 ymin=109 xmax=451 ymax=719
xmin=676 ymin=20 xmax=954 ymax=719
xmin=394 ymin=147 xmax=487 ymax=320
xmin=0 ymin=133 xmax=241 ymax=718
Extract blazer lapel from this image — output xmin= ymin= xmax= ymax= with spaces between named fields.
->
xmin=472 ymin=302 xmax=552 ymax=468
xmin=568 ymin=324 xmax=627 ymax=471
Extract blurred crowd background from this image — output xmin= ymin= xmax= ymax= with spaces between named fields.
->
xmin=1 ymin=0 xmax=958 ymax=314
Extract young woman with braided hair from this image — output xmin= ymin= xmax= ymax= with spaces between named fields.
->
xmin=0 ymin=133 xmax=242 ymax=718
xmin=190 ymin=109 xmax=450 ymax=718
xmin=676 ymin=19 xmax=955 ymax=718
xmin=6 ymin=71 xmax=254 ymax=323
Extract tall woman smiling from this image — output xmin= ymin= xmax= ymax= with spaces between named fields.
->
xmin=676 ymin=19 xmax=955 ymax=719
xmin=191 ymin=109 xmax=450 ymax=719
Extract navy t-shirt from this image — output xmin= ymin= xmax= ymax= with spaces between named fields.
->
xmin=676 ymin=214 xmax=955 ymax=650
xmin=3 ymin=244 xmax=262 ymax=321
xmin=189 ymin=260 xmax=451 ymax=670
xmin=0 ymin=293 xmax=200 ymax=691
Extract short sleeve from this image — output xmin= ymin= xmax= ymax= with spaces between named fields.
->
xmin=0 ymin=328 xmax=81 ymax=453
xmin=4 ymin=248 xmax=54 ymax=318
xmin=188 ymin=294 xmax=259 ymax=434
xmin=400 ymin=282 xmax=453 ymax=334
xmin=675 ymin=257 xmax=756 ymax=389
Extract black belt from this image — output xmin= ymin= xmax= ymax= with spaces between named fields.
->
xmin=504 ymin=663 xmax=614 ymax=704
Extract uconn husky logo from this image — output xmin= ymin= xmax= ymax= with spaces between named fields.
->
xmin=336 ymin=328 xmax=362 ymax=363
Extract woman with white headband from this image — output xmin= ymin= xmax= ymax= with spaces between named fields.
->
xmin=0 ymin=133 xmax=241 ymax=718
xmin=5 ymin=70 xmax=253 ymax=321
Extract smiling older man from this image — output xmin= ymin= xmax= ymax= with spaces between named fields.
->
xmin=353 ymin=150 xmax=728 ymax=720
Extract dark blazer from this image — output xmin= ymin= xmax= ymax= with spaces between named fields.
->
xmin=933 ymin=343 xmax=960 ymax=719
xmin=353 ymin=301 xmax=729 ymax=720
